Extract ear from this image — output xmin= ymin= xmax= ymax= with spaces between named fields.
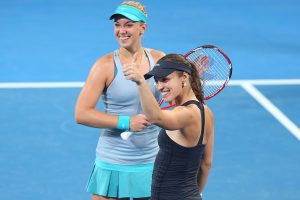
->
xmin=181 ymin=72 xmax=190 ymax=87
xmin=139 ymin=23 xmax=147 ymax=36
xmin=182 ymin=72 xmax=190 ymax=82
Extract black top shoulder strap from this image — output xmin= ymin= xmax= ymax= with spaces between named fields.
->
xmin=181 ymin=100 xmax=205 ymax=145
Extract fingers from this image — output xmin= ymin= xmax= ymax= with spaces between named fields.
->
xmin=195 ymin=56 xmax=211 ymax=76
xmin=129 ymin=114 xmax=152 ymax=132
xmin=122 ymin=64 xmax=134 ymax=79
xmin=132 ymin=52 xmax=139 ymax=63
xmin=122 ymin=53 xmax=137 ymax=76
xmin=122 ymin=64 xmax=143 ymax=83
xmin=122 ymin=52 xmax=145 ymax=84
xmin=200 ymin=56 xmax=209 ymax=66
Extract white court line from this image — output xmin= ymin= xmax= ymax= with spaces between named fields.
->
xmin=0 ymin=82 xmax=84 ymax=88
xmin=1 ymin=79 xmax=300 ymax=88
xmin=1 ymin=79 xmax=300 ymax=141
xmin=241 ymin=82 xmax=300 ymax=141
xmin=229 ymin=79 xmax=300 ymax=86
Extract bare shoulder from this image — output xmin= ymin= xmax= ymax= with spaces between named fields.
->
xmin=89 ymin=53 xmax=114 ymax=77
xmin=145 ymin=48 xmax=166 ymax=62
xmin=204 ymin=104 xmax=214 ymax=120
xmin=85 ymin=52 xmax=115 ymax=85
xmin=93 ymin=52 xmax=114 ymax=70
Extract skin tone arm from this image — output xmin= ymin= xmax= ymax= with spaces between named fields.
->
xmin=123 ymin=55 xmax=197 ymax=131
xmin=75 ymin=54 xmax=150 ymax=131
xmin=197 ymin=107 xmax=214 ymax=192
xmin=131 ymin=73 xmax=214 ymax=192
xmin=124 ymin=54 xmax=215 ymax=191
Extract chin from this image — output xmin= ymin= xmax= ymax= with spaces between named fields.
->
xmin=120 ymin=43 xmax=132 ymax=49
xmin=163 ymin=97 xmax=173 ymax=103
xmin=118 ymin=39 xmax=131 ymax=47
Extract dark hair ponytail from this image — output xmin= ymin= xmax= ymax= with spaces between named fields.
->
xmin=189 ymin=62 xmax=204 ymax=104
xmin=157 ymin=54 xmax=204 ymax=103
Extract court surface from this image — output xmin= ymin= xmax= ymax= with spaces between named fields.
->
xmin=1 ymin=0 xmax=300 ymax=200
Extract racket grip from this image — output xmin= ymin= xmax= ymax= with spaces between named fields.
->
xmin=120 ymin=131 xmax=133 ymax=140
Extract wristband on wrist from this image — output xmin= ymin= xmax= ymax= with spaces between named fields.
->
xmin=117 ymin=116 xmax=130 ymax=131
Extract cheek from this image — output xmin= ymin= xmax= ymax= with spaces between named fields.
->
xmin=132 ymin=26 xmax=142 ymax=36
xmin=155 ymin=83 xmax=162 ymax=90
xmin=172 ymin=82 xmax=183 ymax=93
xmin=138 ymin=27 xmax=144 ymax=35
xmin=113 ymin=28 xmax=118 ymax=35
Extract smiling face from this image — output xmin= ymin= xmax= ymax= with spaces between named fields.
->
xmin=155 ymin=72 xmax=187 ymax=103
xmin=113 ymin=16 xmax=146 ymax=49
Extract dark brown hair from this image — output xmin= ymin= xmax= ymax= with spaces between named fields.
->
xmin=157 ymin=54 xmax=204 ymax=104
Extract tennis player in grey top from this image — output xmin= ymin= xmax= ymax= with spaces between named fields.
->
xmin=75 ymin=1 xmax=165 ymax=200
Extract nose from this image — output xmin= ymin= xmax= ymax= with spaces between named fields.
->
xmin=155 ymin=81 xmax=164 ymax=90
xmin=119 ymin=25 xmax=127 ymax=33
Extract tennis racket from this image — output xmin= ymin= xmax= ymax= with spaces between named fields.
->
xmin=121 ymin=45 xmax=232 ymax=140
xmin=160 ymin=45 xmax=232 ymax=109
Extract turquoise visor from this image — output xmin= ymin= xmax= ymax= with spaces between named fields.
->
xmin=109 ymin=5 xmax=147 ymax=23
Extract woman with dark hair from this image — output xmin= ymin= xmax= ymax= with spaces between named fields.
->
xmin=124 ymin=53 xmax=214 ymax=200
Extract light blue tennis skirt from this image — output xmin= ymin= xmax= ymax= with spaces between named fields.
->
xmin=86 ymin=157 xmax=154 ymax=198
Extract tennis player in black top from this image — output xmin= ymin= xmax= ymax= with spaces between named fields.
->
xmin=123 ymin=53 xmax=214 ymax=200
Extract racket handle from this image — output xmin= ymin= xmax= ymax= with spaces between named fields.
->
xmin=120 ymin=131 xmax=133 ymax=140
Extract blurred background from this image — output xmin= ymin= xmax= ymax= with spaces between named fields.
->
xmin=1 ymin=0 xmax=299 ymax=200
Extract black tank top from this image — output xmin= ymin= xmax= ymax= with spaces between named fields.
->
xmin=151 ymin=100 xmax=205 ymax=200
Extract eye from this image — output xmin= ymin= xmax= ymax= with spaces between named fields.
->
xmin=125 ymin=23 xmax=134 ymax=28
xmin=160 ymin=77 xmax=169 ymax=83
xmin=154 ymin=77 xmax=169 ymax=85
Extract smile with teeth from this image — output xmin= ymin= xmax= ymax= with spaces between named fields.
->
xmin=161 ymin=91 xmax=170 ymax=98
xmin=120 ymin=36 xmax=130 ymax=41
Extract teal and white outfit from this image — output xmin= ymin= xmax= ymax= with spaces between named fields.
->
xmin=86 ymin=49 xmax=160 ymax=198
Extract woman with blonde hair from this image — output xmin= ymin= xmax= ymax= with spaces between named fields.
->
xmin=75 ymin=1 xmax=165 ymax=200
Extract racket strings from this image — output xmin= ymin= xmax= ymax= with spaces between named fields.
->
xmin=186 ymin=48 xmax=231 ymax=99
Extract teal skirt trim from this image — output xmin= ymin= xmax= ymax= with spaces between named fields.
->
xmin=86 ymin=158 xmax=154 ymax=198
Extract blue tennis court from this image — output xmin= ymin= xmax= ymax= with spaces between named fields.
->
xmin=1 ymin=0 xmax=300 ymax=200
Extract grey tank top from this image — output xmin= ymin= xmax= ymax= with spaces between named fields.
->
xmin=96 ymin=49 xmax=161 ymax=165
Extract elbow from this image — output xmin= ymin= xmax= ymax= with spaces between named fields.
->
xmin=148 ymin=117 xmax=159 ymax=125
xmin=202 ymin=159 xmax=213 ymax=171
xmin=74 ymin=108 xmax=85 ymax=124
xmin=141 ymin=105 xmax=166 ymax=126
xmin=148 ymin=116 xmax=163 ymax=126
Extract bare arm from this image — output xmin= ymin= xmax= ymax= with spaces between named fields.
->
xmin=197 ymin=108 xmax=214 ymax=193
xmin=137 ymin=80 xmax=195 ymax=130
xmin=75 ymin=55 xmax=113 ymax=128
xmin=123 ymin=56 xmax=194 ymax=130
xmin=75 ymin=54 xmax=149 ymax=131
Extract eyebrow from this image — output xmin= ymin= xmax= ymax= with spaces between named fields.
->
xmin=114 ymin=19 xmax=135 ymax=23
xmin=155 ymin=77 xmax=169 ymax=82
